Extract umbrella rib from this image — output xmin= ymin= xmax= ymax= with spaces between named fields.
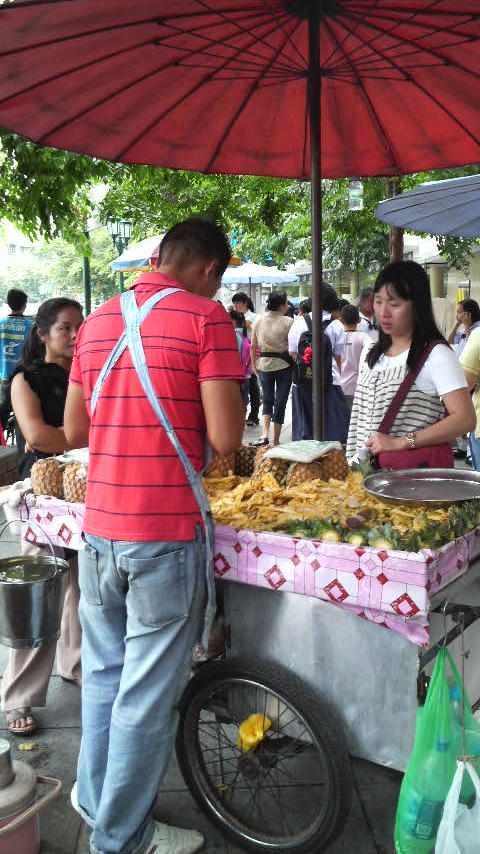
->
xmin=185 ymin=0 xmax=305 ymax=74
xmin=322 ymin=18 xmax=400 ymax=172
xmin=157 ymin=13 xmax=304 ymax=78
xmin=345 ymin=7 xmax=480 ymax=79
xmin=338 ymin=16 xmax=480 ymax=146
xmin=0 ymin=38 xmax=156 ymax=106
xmin=203 ymin=18 xmax=304 ymax=174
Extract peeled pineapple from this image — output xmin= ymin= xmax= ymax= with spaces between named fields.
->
xmin=234 ymin=445 xmax=257 ymax=478
xmin=63 ymin=463 xmax=87 ymax=503
xmin=321 ymin=449 xmax=349 ymax=481
xmin=31 ymin=457 xmax=64 ymax=498
xmin=204 ymin=452 xmax=235 ymax=478
xmin=286 ymin=461 xmax=325 ymax=488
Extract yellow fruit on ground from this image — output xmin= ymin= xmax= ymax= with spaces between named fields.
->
xmin=286 ymin=461 xmax=324 ymax=488
xmin=204 ymin=452 xmax=235 ymax=478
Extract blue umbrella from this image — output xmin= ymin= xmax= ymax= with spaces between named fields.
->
xmin=376 ymin=174 xmax=480 ymax=239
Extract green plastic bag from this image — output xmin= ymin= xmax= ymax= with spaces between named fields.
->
xmin=394 ymin=649 xmax=464 ymax=854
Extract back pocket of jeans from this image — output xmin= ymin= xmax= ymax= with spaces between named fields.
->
xmin=79 ymin=541 xmax=102 ymax=605
xmin=126 ymin=547 xmax=188 ymax=628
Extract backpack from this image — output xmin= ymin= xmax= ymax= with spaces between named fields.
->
xmin=235 ymin=330 xmax=252 ymax=377
xmin=294 ymin=314 xmax=333 ymax=390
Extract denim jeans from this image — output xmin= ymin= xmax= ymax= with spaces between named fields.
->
xmin=470 ymin=433 xmax=480 ymax=471
xmin=76 ymin=529 xmax=206 ymax=854
xmin=258 ymin=367 xmax=292 ymax=424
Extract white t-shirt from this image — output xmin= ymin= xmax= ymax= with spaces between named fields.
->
xmin=288 ymin=311 xmax=344 ymax=385
xmin=359 ymin=342 xmax=467 ymax=397
xmin=357 ymin=313 xmax=379 ymax=342
xmin=340 ymin=330 xmax=371 ymax=396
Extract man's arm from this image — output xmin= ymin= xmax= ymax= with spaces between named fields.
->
xmin=201 ymin=380 xmax=244 ymax=456
xmin=64 ymin=383 xmax=91 ymax=449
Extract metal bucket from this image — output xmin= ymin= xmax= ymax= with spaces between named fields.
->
xmin=0 ymin=522 xmax=69 ymax=649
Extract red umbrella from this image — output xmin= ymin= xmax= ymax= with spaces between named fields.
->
xmin=0 ymin=0 xmax=479 ymax=435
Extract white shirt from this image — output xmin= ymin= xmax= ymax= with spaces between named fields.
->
xmin=340 ymin=330 xmax=371 ymax=396
xmin=359 ymin=342 xmax=467 ymax=397
xmin=357 ymin=313 xmax=379 ymax=342
xmin=288 ymin=311 xmax=344 ymax=385
xmin=452 ymin=321 xmax=480 ymax=359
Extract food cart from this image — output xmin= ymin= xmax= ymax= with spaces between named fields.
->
xmin=15 ymin=474 xmax=480 ymax=854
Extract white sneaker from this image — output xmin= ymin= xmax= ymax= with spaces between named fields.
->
xmin=146 ymin=820 xmax=204 ymax=854
xmin=70 ymin=781 xmax=79 ymax=815
xmin=70 ymin=782 xmax=94 ymax=828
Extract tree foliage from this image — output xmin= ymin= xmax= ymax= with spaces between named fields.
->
xmin=1 ymin=127 xmax=479 ymax=280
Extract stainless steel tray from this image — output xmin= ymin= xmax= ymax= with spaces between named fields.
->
xmin=362 ymin=468 xmax=480 ymax=503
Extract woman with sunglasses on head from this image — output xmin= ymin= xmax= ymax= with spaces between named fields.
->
xmin=346 ymin=261 xmax=475 ymax=466
xmin=1 ymin=298 xmax=84 ymax=736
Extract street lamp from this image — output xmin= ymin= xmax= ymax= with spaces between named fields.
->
xmin=107 ymin=218 xmax=132 ymax=292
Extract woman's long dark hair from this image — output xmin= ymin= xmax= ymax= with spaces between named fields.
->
xmin=366 ymin=261 xmax=446 ymax=371
xmin=22 ymin=298 xmax=83 ymax=369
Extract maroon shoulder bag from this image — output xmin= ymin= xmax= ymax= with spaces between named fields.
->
xmin=376 ymin=341 xmax=454 ymax=470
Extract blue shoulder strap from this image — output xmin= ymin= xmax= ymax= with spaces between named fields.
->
xmin=90 ymin=287 xmax=216 ymax=646
xmin=90 ymin=288 xmax=180 ymax=415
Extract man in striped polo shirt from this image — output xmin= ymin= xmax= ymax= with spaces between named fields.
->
xmin=64 ymin=220 xmax=244 ymax=854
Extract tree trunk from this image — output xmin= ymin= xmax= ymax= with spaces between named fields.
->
xmin=387 ymin=177 xmax=404 ymax=262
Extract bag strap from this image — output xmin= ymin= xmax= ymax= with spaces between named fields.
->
xmin=304 ymin=313 xmax=312 ymax=334
xmin=90 ymin=287 xmax=216 ymax=645
xmin=377 ymin=340 xmax=443 ymax=435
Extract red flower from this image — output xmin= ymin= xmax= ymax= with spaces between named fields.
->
xmin=303 ymin=346 xmax=313 ymax=364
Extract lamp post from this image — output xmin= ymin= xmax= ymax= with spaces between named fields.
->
xmin=107 ymin=218 xmax=132 ymax=292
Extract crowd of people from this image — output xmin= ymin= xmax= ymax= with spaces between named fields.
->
xmin=0 ymin=227 xmax=479 ymax=854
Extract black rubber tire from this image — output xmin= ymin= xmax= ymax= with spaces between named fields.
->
xmin=176 ymin=656 xmax=352 ymax=854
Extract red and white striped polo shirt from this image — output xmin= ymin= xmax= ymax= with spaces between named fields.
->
xmin=69 ymin=273 xmax=243 ymax=542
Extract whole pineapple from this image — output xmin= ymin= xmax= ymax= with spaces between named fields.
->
xmin=253 ymin=455 xmax=290 ymax=485
xmin=321 ymin=449 xmax=349 ymax=481
xmin=31 ymin=457 xmax=64 ymax=498
xmin=286 ymin=461 xmax=324 ymax=488
xmin=63 ymin=463 xmax=87 ymax=503
xmin=234 ymin=445 xmax=257 ymax=478
xmin=204 ymin=452 xmax=235 ymax=478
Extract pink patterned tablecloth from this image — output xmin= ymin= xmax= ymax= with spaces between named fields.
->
xmin=19 ymin=494 xmax=480 ymax=648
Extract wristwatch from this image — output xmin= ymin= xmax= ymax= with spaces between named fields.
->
xmin=404 ymin=432 xmax=416 ymax=451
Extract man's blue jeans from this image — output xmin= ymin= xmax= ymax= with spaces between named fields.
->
xmin=76 ymin=530 xmax=206 ymax=854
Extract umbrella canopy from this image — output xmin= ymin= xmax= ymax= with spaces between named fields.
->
xmin=0 ymin=2 xmax=479 ymax=178
xmin=375 ymin=174 xmax=480 ymax=238
xmin=1 ymin=0 xmax=480 ymax=438
xmin=222 ymin=262 xmax=298 ymax=285
xmin=111 ymin=235 xmax=164 ymax=272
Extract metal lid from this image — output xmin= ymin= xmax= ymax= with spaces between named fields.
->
xmin=0 ymin=739 xmax=13 ymax=789
xmin=0 ymin=760 xmax=37 ymax=819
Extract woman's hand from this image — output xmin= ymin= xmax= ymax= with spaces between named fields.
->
xmin=364 ymin=432 xmax=406 ymax=456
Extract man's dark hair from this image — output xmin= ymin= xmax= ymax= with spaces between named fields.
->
xmin=342 ymin=304 xmax=360 ymax=325
xmin=299 ymin=298 xmax=312 ymax=314
xmin=229 ymin=308 xmax=246 ymax=333
xmin=338 ymin=298 xmax=350 ymax=310
xmin=159 ymin=218 xmax=231 ymax=275
xmin=6 ymin=288 xmax=27 ymax=312
xmin=321 ymin=283 xmax=340 ymax=313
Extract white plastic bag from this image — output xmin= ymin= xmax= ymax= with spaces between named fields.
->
xmin=435 ymin=760 xmax=480 ymax=853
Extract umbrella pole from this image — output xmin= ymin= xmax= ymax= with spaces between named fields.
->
xmin=308 ymin=11 xmax=324 ymax=441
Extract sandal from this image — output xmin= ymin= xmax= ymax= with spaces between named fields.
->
xmin=6 ymin=708 xmax=37 ymax=736
xmin=245 ymin=418 xmax=259 ymax=427
xmin=250 ymin=437 xmax=269 ymax=447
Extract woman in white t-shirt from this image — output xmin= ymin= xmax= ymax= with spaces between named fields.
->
xmin=346 ymin=261 xmax=475 ymax=463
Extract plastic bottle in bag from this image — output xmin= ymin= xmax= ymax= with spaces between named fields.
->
xmin=450 ymin=683 xmax=480 ymax=806
xmin=396 ymin=737 xmax=452 ymax=854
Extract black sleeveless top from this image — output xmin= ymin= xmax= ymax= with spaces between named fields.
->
xmin=13 ymin=362 xmax=69 ymax=479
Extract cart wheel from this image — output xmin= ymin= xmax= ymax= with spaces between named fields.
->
xmin=176 ymin=657 xmax=352 ymax=854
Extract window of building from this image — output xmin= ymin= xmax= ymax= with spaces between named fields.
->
xmin=7 ymin=244 xmax=16 ymax=255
